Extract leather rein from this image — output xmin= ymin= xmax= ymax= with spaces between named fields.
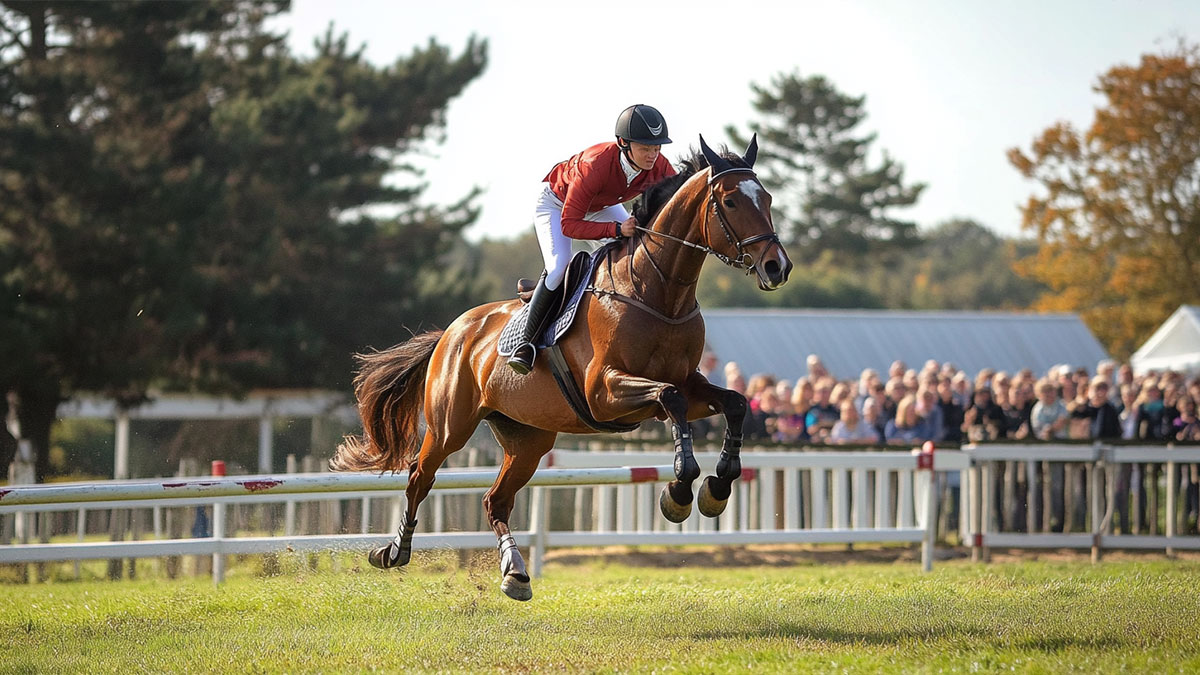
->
xmin=588 ymin=167 xmax=778 ymax=324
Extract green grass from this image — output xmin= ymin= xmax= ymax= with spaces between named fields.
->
xmin=2 ymin=550 xmax=1199 ymax=673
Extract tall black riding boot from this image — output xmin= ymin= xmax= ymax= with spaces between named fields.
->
xmin=508 ymin=273 xmax=556 ymax=375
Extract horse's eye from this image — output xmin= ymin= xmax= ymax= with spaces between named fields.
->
xmin=723 ymin=198 xmax=736 ymax=208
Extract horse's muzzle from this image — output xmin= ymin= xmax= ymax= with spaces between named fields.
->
xmin=756 ymin=244 xmax=792 ymax=291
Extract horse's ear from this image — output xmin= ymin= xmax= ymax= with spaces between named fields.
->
xmin=743 ymin=133 xmax=758 ymax=168
xmin=699 ymin=134 xmax=731 ymax=174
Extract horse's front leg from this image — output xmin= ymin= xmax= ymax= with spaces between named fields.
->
xmin=681 ymin=371 xmax=747 ymax=518
xmin=591 ymin=369 xmax=698 ymax=523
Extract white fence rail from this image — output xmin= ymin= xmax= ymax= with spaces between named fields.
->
xmin=963 ymin=443 xmax=1200 ymax=560
xmin=8 ymin=443 xmax=1195 ymax=583
xmin=1 ymin=448 xmax=948 ymax=581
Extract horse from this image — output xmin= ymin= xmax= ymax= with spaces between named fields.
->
xmin=330 ymin=135 xmax=792 ymax=601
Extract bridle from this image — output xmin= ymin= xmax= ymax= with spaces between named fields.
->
xmin=590 ymin=165 xmax=781 ymax=324
xmin=634 ymin=167 xmax=780 ymax=275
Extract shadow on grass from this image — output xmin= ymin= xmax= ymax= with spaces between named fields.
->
xmin=695 ymin=621 xmax=1127 ymax=652
xmin=693 ymin=621 xmax=990 ymax=646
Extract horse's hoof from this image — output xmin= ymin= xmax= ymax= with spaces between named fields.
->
xmin=659 ymin=485 xmax=692 ymax=523
xmin=501 ymin=574 xmax=533 ymax=601
xmin=367 ymin=544 xmax=409 ymax=570
xmin=697 ymin=476 xmax=729 ymax=518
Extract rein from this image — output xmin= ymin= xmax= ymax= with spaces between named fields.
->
xmin=588 ymin=167 xmax=778 ymax=325
xmin=634 ymin=167 xmax=779 ymax=275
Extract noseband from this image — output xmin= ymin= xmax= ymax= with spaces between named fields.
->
xmin=635 ymin=167 xmax=780 ymax=275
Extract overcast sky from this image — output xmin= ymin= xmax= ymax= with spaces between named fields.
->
xmin=271 ymin=0 xmax=1200 ymax=242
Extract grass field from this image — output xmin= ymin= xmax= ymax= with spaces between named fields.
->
xmin=2 ymin=548 xmax=1199 ymax=673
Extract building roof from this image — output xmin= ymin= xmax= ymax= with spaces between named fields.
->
xmin=701 ymin=308 xmax=1109 ymax=382
xmin=1130 ymin=305 xmax=1200 ymax=374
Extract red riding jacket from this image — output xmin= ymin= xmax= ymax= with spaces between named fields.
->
xmin=543 ymin=142 xmax=676 ymax=240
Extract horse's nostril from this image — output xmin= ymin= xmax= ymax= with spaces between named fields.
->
xmin=763 ymin=260 xmax=780 ymax=278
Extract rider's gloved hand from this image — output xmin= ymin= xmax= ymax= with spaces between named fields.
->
xmin=619 ymin=216 xmax=638 ymax=238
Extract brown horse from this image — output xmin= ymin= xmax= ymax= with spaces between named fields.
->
xmin=330 ymin=135 xmax=791 ymax=600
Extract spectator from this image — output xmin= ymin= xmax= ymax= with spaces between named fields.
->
xmin=724 ymin=362 xmax=745 ymax=394
xmin=1031 ymin=378 xmax=1070 ymax=440
xmin=1173 ymin=395 xmax=1200 ymax=441
xmin=883 ymin=378 xmax=907 ymax=421
xmin=746 ymin=386 xmax=782 ymax=441
xmin=937 ymin=377 xmax=965 ymax=444
xmin=1136 ymin=382 xmax=1172 ymax=441
xmin=805 ymin=378 xmax=840 ymax=442
xmin=950 ymin=371 xmax=972 ymax=407
xmin=886 ymin=394 xmax=931 ymax=444
xmin=1071 ymin=377 xmax=1122 ymax=440
xmin=830 ymin=400 xmax=879 ymax=444
xmin=915 ymin=386 xmax=946 ymax=442
xmin=975 ymin=367 xmax=996 ymax=392
xmin=830 ymin=380 xmax=853 ymax=408
xmin=774 ymin=382 xmax=810 ymax=443
xmin=861 ymin=397 xmax=888 ymax=444
xmin=805 ymin=354 xmax=828 ymax=384
xmin=888 ymin=360 xmax=907 ymax=381
xmin=963 ymin=386 xmax=1006 ymax=442
xmin=855 ymin=368 xmax=880 ymax=412
xmin=1003 ymin=382 xmax=1034 ymax=439
xmin=1116 ymin=382 xmax=1145 ymax=533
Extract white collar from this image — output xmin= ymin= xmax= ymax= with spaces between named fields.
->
xmin=618 ymin=149 xmax=642 ymax=184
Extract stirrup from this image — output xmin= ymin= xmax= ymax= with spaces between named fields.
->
xmin=508 ymin=342 xmax=536 ymax=375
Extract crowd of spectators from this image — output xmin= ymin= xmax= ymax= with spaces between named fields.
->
xmin=710 ymin=354 xmax=1200 ymax=448
xmin=701 ymin=354 xmax=1200 ymax=534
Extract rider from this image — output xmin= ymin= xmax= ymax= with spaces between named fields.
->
xmin=508 ymin=104 xmax=677 ymax=375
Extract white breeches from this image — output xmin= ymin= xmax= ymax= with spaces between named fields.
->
xmin=533 ymin=184 xmax=628 ymax=290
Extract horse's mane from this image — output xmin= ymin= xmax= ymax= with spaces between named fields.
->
xmin=632 ymin=146 xmax=750 ymax=226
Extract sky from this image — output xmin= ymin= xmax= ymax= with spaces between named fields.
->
xmin=271 ymin=0 xmax=1200 ymax=242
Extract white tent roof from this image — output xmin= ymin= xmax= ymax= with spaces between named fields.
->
xmin=1130 ymin=305 xmax=1200 ymax=375
xmin=701 ymin=308 xmax=1109 ymax=382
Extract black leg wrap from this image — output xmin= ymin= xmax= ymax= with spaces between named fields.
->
xmin=368 ymin=516 xmax=417 ymax=570
xmin=672 ymin=422 xmax=700 ymax=484
xmin=668 ymin=479 xmax=695 ymax=505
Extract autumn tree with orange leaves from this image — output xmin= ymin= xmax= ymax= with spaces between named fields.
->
xmin=1009 ymin=41 xmax=1200 ymax=358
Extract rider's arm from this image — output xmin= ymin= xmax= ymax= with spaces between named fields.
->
xmin=560 ymin=160 xmax=622 ymax=240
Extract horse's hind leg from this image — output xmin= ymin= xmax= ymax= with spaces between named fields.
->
xmin=369 ymin=423 xmax=474 ymax=570
xmin=482 ymin=415 xmax=557 ymax=601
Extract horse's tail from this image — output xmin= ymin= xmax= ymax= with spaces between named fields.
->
xmin=330 ymin=330 xmax=444 ymax=473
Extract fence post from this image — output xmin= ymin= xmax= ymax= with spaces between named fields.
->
xmin=211 ymin=460 xmax=226 ymax=585
xmin=1166 ymin=447 xmax=1177 ymax=558
xmin=1090 ymin=445 xmax=1103 ymax=564
xmin=529 ymin=485 xmax=547 ymax=578
xmin=915 ymin=443 xmax=936 ymax=572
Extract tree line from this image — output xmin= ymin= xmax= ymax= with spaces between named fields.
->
xmin=2 ymin=1 xmax=1195 ymax=480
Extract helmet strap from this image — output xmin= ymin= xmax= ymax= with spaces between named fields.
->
xmin=617 ymin=137 xmax=636 ymax=163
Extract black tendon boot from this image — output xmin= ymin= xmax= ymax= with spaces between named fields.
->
xmin=508 ymin=272 xmax=557 ymax=375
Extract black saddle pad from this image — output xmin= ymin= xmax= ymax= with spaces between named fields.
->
xmin=496 ymin=243 xmax=617 ymax=357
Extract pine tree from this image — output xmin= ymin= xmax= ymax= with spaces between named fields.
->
xmin=728 ymin=71 xmax=925 ymax=261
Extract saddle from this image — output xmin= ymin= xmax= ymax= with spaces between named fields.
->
xmin=498 ymin=242 xmax=638 ymax=433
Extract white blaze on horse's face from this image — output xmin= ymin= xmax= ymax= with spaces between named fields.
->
xmin=737 ymin=179 xmax=765 ymax=211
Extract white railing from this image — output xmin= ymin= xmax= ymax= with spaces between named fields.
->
xmin=0 ymin=448 xmax=949 ymax=581
xmin=962 ymin=443 xmax=1200 ymax=560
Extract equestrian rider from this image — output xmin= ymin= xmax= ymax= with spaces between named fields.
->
xmin=508 ymin=104 xmax=676 ymax=374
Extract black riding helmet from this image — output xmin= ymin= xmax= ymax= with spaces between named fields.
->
xmin=615 ymin=104 xmax=672 ymax=146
